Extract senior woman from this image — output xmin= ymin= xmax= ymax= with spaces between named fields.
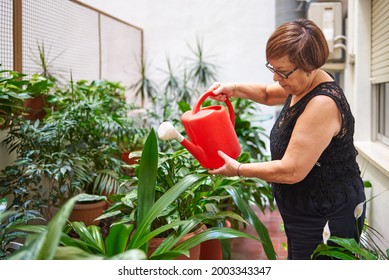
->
xmin=208 ymin=18 xmax=366 ymax=260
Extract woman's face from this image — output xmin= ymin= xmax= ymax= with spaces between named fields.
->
xmin=267 ymin=56 xmax=309 ymax=96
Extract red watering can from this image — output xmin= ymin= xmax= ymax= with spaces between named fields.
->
xmin=158 ymin=91 xmax=241 ymax=169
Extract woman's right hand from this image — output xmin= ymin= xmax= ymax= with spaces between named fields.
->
xmin=207 ymin=82 xmax=237 ymax=101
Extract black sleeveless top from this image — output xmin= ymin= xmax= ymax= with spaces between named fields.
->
xmin=270 ymin=82 xmax=362 ymax=204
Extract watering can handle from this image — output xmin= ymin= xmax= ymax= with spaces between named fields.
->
xmin=193 ymin=91 xmax=235 ymax=126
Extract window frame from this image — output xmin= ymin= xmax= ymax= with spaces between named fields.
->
xmin=375 ymin=83 xmax=389 ymax=146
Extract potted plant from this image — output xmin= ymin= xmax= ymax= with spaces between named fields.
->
xmin=0 ymin=197 xmax=43 ymax=259
xmin=1 ymin=78 xmax=142 ymax=226
xmin=312 ymin=187 xmax=389 ymax=260
xmin=101 ymin=130 xmax=277 ymax=260
xmin=23 ymin=74 xmax=54 ymax=121
xmin=4 ymin=130 xmax=260 ymax=260
xmin=5 ymin=193 xmax=147 ymax=260
xmin=40 ymin=79 xmax=136 ymax=224
xmin=117 ymin=116 xmax=149 ymax=176
xmin=0 ymin=68 xmax=31 ymax=129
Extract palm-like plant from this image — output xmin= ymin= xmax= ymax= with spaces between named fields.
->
xmin=28 ymin=41 xmax=68 ymax=85
xmin=130 ymin=55 xmax=159 ymax=108
xmin=186 ymin=37 xmax=218 ymax=92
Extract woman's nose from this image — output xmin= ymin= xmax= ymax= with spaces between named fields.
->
xmin=273 ymin=72 xmax=283 ymax=82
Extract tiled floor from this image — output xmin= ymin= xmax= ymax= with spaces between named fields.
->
xmin=231 ymin=206 xmax=288 ymax=260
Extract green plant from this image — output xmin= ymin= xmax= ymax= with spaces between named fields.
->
xmin=5 ymin=131 xmax=260 ymax=260
xmin=312 ymin=187 xmax=389 ymax=260
xmin=186 ymin=37 xmax=218 ymax=92
xmin=117 ymin=113 xmax=149 ymax=154
xmin=130 ymin=55 xmax=159 ymax=108
xmin=0 ymin=197 xmax=43 ymax=259
xmin=24 ymin=73 xmax=55 ymax=98
xmin=48 ymin=94 xmax=122 ymax=196
xmin=137 ymin=37 xmax=219 ymax=140
xmin=312 ymin=222 xmax=389 ymax=260
xmin=104 ymin=150 xmax=212 ymax=235
xmin=0 ymin=68 xmax=31 ymax=127
xmin=103 ymin=134 xmax=277 ymax=259
xmin=6 ymin=193 xmax=146 ymax=260
xmin=150 ymin=95 xmax=276 ymax=258
xmin=1 ymin=78 xmax=142 ymax=212
xmin=232 ymin=98 xmax=272 ymax=161
xmin=1 ymin=120 xmax=94 ymax=210
xmin=31 ymin=41 xmax=66 ymax=83
xmin=84 ymin=130 xmax=263 ymax=259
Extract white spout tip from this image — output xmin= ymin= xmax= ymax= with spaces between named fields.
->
xmin=158 ymin=121 xmax=183 ymax=142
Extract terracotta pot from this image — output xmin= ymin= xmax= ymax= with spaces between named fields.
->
xmin=24 ymin=96 xmax=46 ymax=121
xmin=121 ymin=151 xmax=140 ymax=176
xmin=200 ymin=239 xmax=223 ymax=260
xmin=199 ymin=220 xmax=231 ymax=260
xmin=101 ymin=189 xmax=116 ymax=209
xmin=68 ymin=199 xmax=107 ymax=226
xmin=148 ymin=224 xmax=206 ymax=260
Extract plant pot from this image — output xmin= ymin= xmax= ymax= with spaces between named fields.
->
xmin=200 ymin=239 xmax=223 ymax=260
xmin=121 ymin=151 xmax=140 ymax=175
xmin=24 ymin=96 xmax=46 ymax=121
xmin=68 ymin=199 xmax=107 ymax=226
xmin=148 ymin=224 xmax=206 ymax=260
xmin=101 ymin=189 xmax=116 ymax=209
xmin=199 ymin=220 xmax=231 ymax=260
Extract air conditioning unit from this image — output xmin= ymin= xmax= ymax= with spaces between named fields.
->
xmin=308 ymin=2 xmax=343 ymax=61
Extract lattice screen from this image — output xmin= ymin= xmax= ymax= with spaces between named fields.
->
xmin=22 ymin=0 xmax=100 ymax=81
xmin=0 ymin=0 xmax=143 ymax=87
xmin=0 ymin=0 xmax=14 ymax=71
xmin=100 ymin=14 xmax=143 ymax=89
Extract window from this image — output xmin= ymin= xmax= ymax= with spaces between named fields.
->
xmin=371 ymin=0 xmax=389 ymax=147
xmin=377 ymin=83 xmax=389 ymax=146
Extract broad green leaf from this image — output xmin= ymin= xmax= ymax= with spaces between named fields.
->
xmin=313 ymin=248 xmax=357 ymax=260
xmin=329 ymin=236 xmax=378 ymax=260
xmin=54 ymin=246 xmax=103 ymax=260
xmin=70 ymin=222 xmax=104 ymax=254
xmin=8 ymin=194 xmax=82 ymax=259
xmin=108 ymin=249 xmax=147 ymax=260
xmin=149 ymin=250 xmax=189 ymax=260
xmin=95 ymin=210 xmax=122 ymax=220
xmin=363 ymin=180 xmax=372 ymax=188
xmin=150 ymin=219 xmax=200 ymax=257
xmin=136 ymin=129 xmax=158 ymax=252
xmin=175 ymin=227 xmax=261 ymax=251
xmin=105 ymin=223 xmax=134 ymax=257
xmin=136 ymin=220 xmax=192 ymax=249
xmin=129 ymin=173 xmax=207 ymax=248
xmin=59 ymin=233 xmax=93 ymax=254
xmin=222 ymin=185 xmax=277 ymax=260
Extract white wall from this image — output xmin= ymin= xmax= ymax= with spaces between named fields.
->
xmin=79 ymin=0 xmax=277 ymax=133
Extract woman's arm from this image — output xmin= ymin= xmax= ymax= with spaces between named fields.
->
xmin=209 ymin=82 xmax=288 ymax=106
xmin=209 ymin=95 xmax=342 ymax=184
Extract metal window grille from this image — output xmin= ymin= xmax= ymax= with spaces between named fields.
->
xmin=0 ymin=0 xmax=143 ymax=88
xmin=0 ymin=0 xmax=14 ymax=71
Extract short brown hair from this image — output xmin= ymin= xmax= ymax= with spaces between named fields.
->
xmin=266 ymin=18 xmax=329 ymax=72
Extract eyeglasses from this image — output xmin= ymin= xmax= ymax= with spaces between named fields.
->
xmin=265 ymin=62 xmax=298 ymax=79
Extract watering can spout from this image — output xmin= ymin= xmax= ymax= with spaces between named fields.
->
xmin=157 ymin=121 xmax=207 ymax=163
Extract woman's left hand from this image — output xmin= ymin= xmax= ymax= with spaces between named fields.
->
xmin=208 ymin=150 xmax=241 ymax=177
